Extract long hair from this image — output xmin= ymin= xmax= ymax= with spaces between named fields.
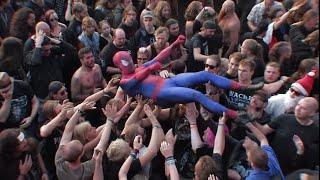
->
xmin=44 ymin=9 xmax=56 ymax=29
xmin=268 ymin=42 xmax=291 ymax=63
xmin=122 ymin=4 xmax=137 ymax=23
xmin=154 ymin=1 xmax=171 ymax=27
xmin=0 ymin=37 xmax=26 ymax=80
xmin=244 ymin=39 xmax=263 ymax=59
xmin=290 ymin=58 xmax=318 ymax=82
xmin=0 ymin=129 xmax=21 ymax=159
xmin=9 ymin=7 xmax=35 ymax=43
xmin=184 ymin=1 xmax=202 ymax=21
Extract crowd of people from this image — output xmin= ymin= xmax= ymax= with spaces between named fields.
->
xmin=0 ymin=0 xmax=319 ymax=179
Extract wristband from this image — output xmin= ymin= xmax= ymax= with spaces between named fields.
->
xmin=107 ymin=118 xmax=114 ymax=124
xmin=129 ymin=152 xmax=137 ymax=159
xmin=152 ymin=124 xmax=162 ymax=128
xmin=218 ymin=123 xmax=224 ymax=126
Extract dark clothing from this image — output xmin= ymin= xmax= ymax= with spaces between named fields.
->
xmin=99 ymin=36 xmax=110 ymax=50
xmin=102 ymin=155 xmax=142 ymax=180
xmin=100 ymin=42 xmax=135 ymax=80
xmin=289 ymin=24 xmax=314 ymax=72
xmin=187 ymin=33 xmax=208 ymax=72
xmin=150 ymin=43 xmax=158 ymax=60
xmin=0 ymin=80 xmax=34 ymax=130
xmin=26 ymin=0 xmax=53 ymax=22
xmin=252 ymin=57 xmax=265 ymax=79
xmin=68 ymin=18 xmax=82 ymax=37
xmin=94 ymin=5 xmax=114 ymax=26
xmin=268 ymin=114 xmax=319 ymax=175
xmin=223 ymin=72 xmax=238 ymax=80
xmin=254 ymin=37 xmax=269 ymax=64
xmin=131 ymin=27 xmax=155 ymax=51
xmin=25 ymin=41 xmax=74 ymax=99
xmin=196 ymin=146 xmax=225 ymax=180
xmin=118 ymin=22 xmax=140 ymax=41
xmin=0 ymin=5 xmax=14 ymax=38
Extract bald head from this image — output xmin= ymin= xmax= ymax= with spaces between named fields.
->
xmin=113 ymin=28 xmax=126 ymax=48
xmin=35 ymin=22 xmax=50 ymax=35
xmin=222 ymin=0 xmax=235 ymax=11
xmin=62 ymin=140 xmax=83 ymax=163
xmin=301 ymin=97 xmax=319 ymax=113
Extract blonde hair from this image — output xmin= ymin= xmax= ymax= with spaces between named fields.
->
xmin=73 ymin=121 xmax=92 ymax=145
xmin=42 ymin=100 xmax=60 ymax=119
xmin=82 ymin=16 xmax=97 ymax=31
xmin=107 ymin=138 xmax=131 ymax=161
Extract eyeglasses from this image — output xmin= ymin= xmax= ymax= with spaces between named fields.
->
xmin=50 ymin=17 xmax=59 ymax=22
xmin=289 ymin=88 xmax=301 ymax=96
xmin=205 ymin=64 xmax=218 ymax=70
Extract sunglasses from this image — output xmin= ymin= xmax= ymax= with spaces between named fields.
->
xmin=50 ymin=17 xmax=59 ymax=22
xmin=289 ymin=88 xmax=301 ymax=96
xmin=56 ymin=87 xmax=67 ymax=96
xmin=205 ymin=64 xmax=218 ymax=70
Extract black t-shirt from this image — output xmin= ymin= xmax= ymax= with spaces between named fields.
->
xmin=252 ymin=57 xmax=265 ymax=79
xmin=268 ymin=114 xmax=319 ymax=174
xmin=103 ymin=155 xmax=142 ymax=180
xmin=196 ymin=146 xmax=225 ymax=180
xmin=131 ymin=27 xmax=155 ymax=50
xmin=68 ymin=18 xmax=82 ymax=37
xmin=0 ymin=80 xmax=34 ymax=129
xmin=187 ymin=33 xmax=208 ymax=72
xmin=100 ymin=42 xmax=135 ymax=68
xmin=118 ymin=22 xmax=140 ymax=41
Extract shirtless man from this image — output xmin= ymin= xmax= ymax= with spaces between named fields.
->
xmin=218 ymin=0 xmax=240 ymax=58
xmin=71 ymin=47 xmax=107 ymax=104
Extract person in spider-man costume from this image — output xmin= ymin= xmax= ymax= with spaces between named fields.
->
xmin=113 ymin=35 xmax=263 ymax=119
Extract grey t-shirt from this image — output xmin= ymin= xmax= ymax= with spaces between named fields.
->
xmin=55 ymin=145 xmax=95 ymax=180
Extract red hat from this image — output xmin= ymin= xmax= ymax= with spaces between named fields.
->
xmin=291 ymin=70 xmax=317 ymax=96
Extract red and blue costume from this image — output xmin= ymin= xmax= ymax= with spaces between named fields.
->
xmin=113 ymin=35 xmax=261 ymax=119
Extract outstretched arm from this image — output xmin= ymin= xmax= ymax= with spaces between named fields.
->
xmin=151 ymin=35 xmax=185 ymax=65
xmin=213 ymin=113 xmax=227 ymax=155
xmin=185 ymin=103 xmax=204 ymax=152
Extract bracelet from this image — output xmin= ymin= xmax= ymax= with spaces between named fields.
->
xmin=166 ymin=159 xmax=176 ymax=165
xmin=218 ymin=123 xmax=224 ymax=126
xmin=132 ymin=149 xmax=139 ymax=154
xmin=152 ymin=124 xmax=162 ymax=128
xmin=107 ymin=118 xmax=114 ymax=124
xmin=129 ymin=152 xmax=137 ymax=159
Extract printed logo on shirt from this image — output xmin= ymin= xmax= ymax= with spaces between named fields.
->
xmin=228 ymin=91 xmax=252 ymax=108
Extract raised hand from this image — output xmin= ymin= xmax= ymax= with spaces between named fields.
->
xmin=160 ymin=141 xmax=173 ymax=158
xmin=35 ymin=29 xmax=45 ymax=47
xmin=19 ymin=154 xmax=33 ymax=176
xmin=185 ymin=103 xmax=198 ymax=125
xmin=102 ymin=103 xmax=118 ymax=121
xmin=171 ymin=35 xmax=186 ymax=47
xmin=165 ymin=129 xmax=177 ymax=146
xmin=133 ymin=135 xmax=144 ymax=150
xmin=78 ymin=101 xmax=96 ymax=111
xmin=293 ymin=135 xmax=304 ymax=155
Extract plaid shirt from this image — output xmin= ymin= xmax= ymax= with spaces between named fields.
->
xmin=247 ymin=1 xmax=284 ymax=26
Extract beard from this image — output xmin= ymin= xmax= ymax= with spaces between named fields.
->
xmin=282 ymin=90 xmax=304 ymax=113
